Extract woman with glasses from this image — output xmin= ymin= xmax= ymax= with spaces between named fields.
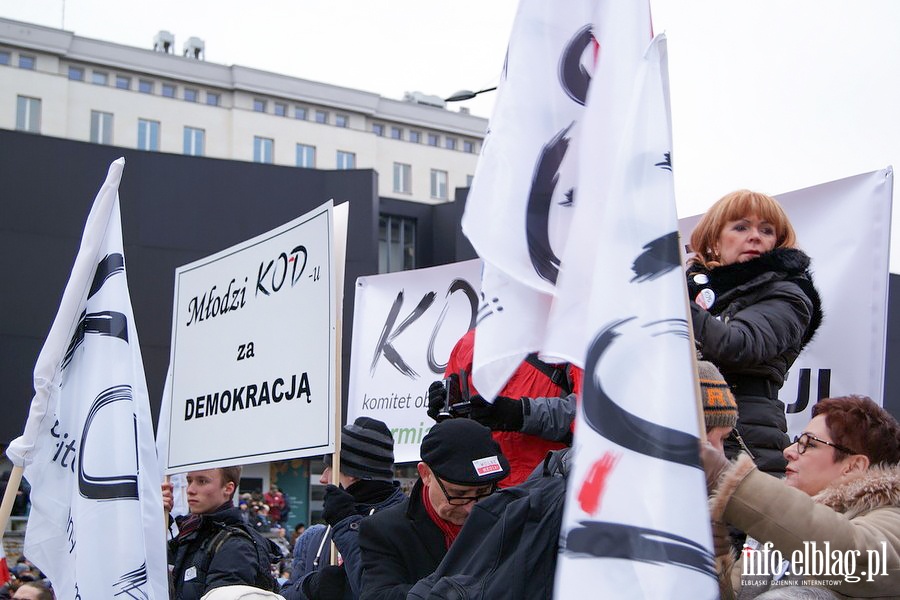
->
xmin=687 ymin=190 xmax=823 ymax=475
xmin=704 ymin=395 xmax=900 ymax=598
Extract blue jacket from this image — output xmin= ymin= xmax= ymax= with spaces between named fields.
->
xmin=283 ymin=483 xmax=405 ymax=600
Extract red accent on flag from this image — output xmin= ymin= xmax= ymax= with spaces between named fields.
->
xmin=0 ymin=546 xmax=10 ymax=587
xmin=576 ymin=451 xmax=620 ymax=515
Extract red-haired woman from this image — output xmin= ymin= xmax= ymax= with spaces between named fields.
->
xmin=688 ymin=190 xmax=823 ymax=474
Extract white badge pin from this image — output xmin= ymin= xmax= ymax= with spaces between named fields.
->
xmin=692 ymin=273 xmax=709 ymax=285
xmin=695 ymin=288 xmax=716 ymax=310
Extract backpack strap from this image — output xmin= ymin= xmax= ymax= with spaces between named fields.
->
xmin=524 ymin=354 xmax=572 ymax=396
xmin=195 ymin=522 xmax=277 ymax=592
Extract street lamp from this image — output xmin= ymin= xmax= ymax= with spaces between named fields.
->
xmin=444 ymin=86 xmax=498 ymax=102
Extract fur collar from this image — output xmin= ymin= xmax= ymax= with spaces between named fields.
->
xmin=687 ymin=248 xmax=810 ymax=295
xmin=710 ymin=455 xmax=900 ymax=523
xmin=814 ymin=463 xmax=900 ymax=519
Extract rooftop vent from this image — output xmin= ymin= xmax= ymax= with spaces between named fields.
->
xmin=153 ymin=30 xmax=175 ymax=54
xmin=403 ymin=91 xmax=445 ymax=109
xmin=183 ymin=37 xmax=205 ymax=60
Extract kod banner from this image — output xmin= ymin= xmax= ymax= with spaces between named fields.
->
xmin=347 ymin=260 xmax=482 ymax=463
xmin=163 ymin=201 xmax=337 ymax=472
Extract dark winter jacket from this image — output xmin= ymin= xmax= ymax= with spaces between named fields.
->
xmin=282 ymin=482 xmax=405 ymax=600
xmin=688 ymin=248 xmax=823 ymax=473
xmin=168 ymin=504 xmax=277 ymax=600
xmin=358 ymin=480 xmax=447 ymax=600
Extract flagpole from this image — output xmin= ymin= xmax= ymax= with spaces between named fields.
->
xmin=329 ymin=306 xmax=343 ymax=566
xmin=0 ymin=466 xmax=23 ymax=536
xmin=679 ymin=234 xmax=708 ymax=445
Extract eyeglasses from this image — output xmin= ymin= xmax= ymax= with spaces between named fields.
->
xmin=433 ymin=476 xmax=495 ymax=506
xmin=792 ymin=432 xmax=856 ymax=456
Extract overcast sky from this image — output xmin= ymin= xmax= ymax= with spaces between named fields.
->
xmin=3 ymin=0 xmax=899 ymax=269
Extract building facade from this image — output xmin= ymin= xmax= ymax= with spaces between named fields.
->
xmin=0 ymin=16 xmax=485 ymax=211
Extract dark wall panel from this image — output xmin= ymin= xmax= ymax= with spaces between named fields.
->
xmin=0 ymin=130 xmax=378 ymax=443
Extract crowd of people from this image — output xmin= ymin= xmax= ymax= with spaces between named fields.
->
xmin=0 ymin=557 xmax=53 ymax=599
xmin=7 ymin=189 xmax=900 ymax=599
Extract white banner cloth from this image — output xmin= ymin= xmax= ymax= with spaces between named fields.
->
xmin=346 ymin=260 xmax=482 ymax=463
xmin=553 ymin=34 xmax=718 ymax=599
xmin=6 ymin=158 xmax=169 ymax=599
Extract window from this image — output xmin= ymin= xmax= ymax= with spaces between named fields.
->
xmin=184 ymin=88 xmax=198 ymax=102
xmin=90 ymin=111 xmax=113 ymax=144
xmin=336 ymin=151 xmax=355 ymax=170
xmin=115 ymin=75 xmax=131 ymax=90
xmin=427 ymin=133 xmax=439 ymax=146
xmin=253 ymin=98 xmax=267 ymax=112
xmin=274 ymin=102 xmax=287 ymax=117
xmin=372 ymin=123 xmax=384 ymax=136
xmin=296 ymin=144 xmax=316 ymax=168
xmin=379 ymin=215 xmax=416 ymax=273
xmin=315 ymin=110 xmax=328 ymax=124
xmin=254 ymin=136 xmax=274 ymax=163
xmin=162 ymin=83 xmax=176 ymax=98
xmin=92 ymin=71 xmax=108 ymax=86
xmin=68 ymin=66 xmax=84 ymax=81
xmin=463 ymin=140 xmax=476 ymax=153
xmin=409 ymin=130 xmax=421 ymax=143
xmin=18 ymin=55 xmax=34 ymax=70
xmin=137 ymin=119 xmax=160 ymax=151
xmin=294 ymin=106 xmax=307 ymax=120
xmin=390 ymin=127 xmax=402 ymax=140
xmin=0 ymin=51 xmax=9 ymax=65
xmin=393 ymin=163 xmax=411 ymax=194
xmin=430 ymin=169 xmax=448 ymax=199
xmin=335 ymin=114 xmax=348 ymax=128
xmin=206 ymin=92 xmax=220 ymax=106
xmin=445 ymin=137 xmax=457 ymax=150
xmin=16 ymin=96 xmax=41 ymax=133
xmin=138 ymin=79 xmax=154 ymax=94
xmin=184 ymin=127 xmax=205 ymax=156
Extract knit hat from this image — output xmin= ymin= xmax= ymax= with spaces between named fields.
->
xmin=420 ymin=419 xmax=509 ymax=485
xmin=698 ymin=361 xmax=738 ymax=430
xmin=339 ymin=417 xmax=395 ymax=481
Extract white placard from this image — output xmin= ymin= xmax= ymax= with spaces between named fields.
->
xmin=163 ymin=201 xmax=337 ymax=472
xmin=347 ymin=259 xmax=483 ymax=463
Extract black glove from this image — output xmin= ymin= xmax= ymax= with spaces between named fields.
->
xmin=426 ymin=374 xmax=461 ymax=422
xmin=321 ymin=484 xmax=358 ymax=526
xmin=469 ymin=395 xmax=524 ymax=431
xmin=303 ymin=564 xmax=347 ymax=600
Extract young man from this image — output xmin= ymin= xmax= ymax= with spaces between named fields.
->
xmin=358 ymin=419 xmax=510 ymax=600
xmin=163 ymin=466 xmax=279 ymax=600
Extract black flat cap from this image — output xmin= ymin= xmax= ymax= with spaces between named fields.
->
xmin=420 ymin=419 xmax=509 ymax=485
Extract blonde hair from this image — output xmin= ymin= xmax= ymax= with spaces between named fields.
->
xmin=689 ymin=189 xmax=797 ymax=269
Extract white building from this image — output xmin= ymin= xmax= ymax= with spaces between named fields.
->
xmin=0 ymin=16 xmax=486 ymax=207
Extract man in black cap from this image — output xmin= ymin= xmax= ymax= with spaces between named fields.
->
xmin=358 ymin=419 xmax=509 ymax=600
xmin=282 ymin=416 xmax=404 ymax=600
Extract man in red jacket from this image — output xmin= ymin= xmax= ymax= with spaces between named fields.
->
xmin=428 ymin=329 xmax=582 ymax=487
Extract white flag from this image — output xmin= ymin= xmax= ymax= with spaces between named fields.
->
xmin=6 ymin=159 xmax=169 ymax=599
xmin=553 ymin=36 xmax=718 ymax=599
xmin=460 ymin=0 xmax=596 ymax=400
